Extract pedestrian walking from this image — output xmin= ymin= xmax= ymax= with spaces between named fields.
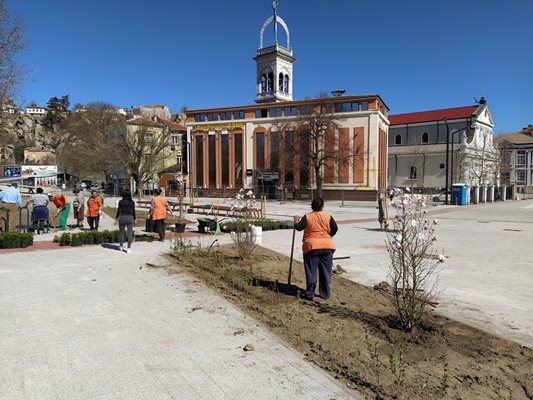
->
xmin=293 ymin=197 xmax=338 ymax=301
xmin=0 ymin=182 xmax=23 ymax=232
xmin=114 ymin=190 xmax=136 ymax=253
xmin=72 ymin=188 xmax=85 ymax=228
xmin=377 ymin=191 xmax=387 ymax=231
xmin=25 ymin=187 xmax=49 ymax=234
xmin=50 ymin=193 xmax=71 ymax=231
xmin=86 ymin=190 xmax=103 ymax=231
xmin=149 ymin=188 xmax=172 ymax=242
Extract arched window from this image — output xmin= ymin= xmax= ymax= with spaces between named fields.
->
xmin=279 ymin=73 xmax=284 ymax=92
xmin=261 ymin=74 xmax=267 ymax=95
xmin=422 ymin=132 xmax=429 ymax=144
xmin=267 ymin=72 xmax=273 ymax=94
xmin=395 ymin=134 xmax=402 ymax=145
xmin=284 ymin=74 xmax=289 ymax=93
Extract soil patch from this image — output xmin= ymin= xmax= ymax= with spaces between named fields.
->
xmin=163 ymin=245 xmax=533 ymax=400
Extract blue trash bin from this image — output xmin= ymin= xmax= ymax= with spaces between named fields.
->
xmin=451 ymin=184 xmax=467 ymax=205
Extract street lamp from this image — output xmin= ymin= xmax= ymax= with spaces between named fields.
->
xmin=444 ymin=120 xmax=470 ymax=205
xmin=182 ymin=136 xmax=192 ymax=197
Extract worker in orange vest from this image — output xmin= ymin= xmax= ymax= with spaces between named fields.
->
xmin=293 ymin=197 xmax=338 ymax=301
xmin=50 ymin=193 xmax=71 ymax=231
xmin=149 ymin=188 xmax=172 ymax=241
xmin=86 ymin=190 xmax=103 ymax=231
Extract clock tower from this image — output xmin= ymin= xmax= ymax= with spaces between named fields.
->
xmin=254 ymin=1 xmax=295 ymax=103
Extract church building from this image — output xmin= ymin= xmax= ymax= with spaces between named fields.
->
xmin=185 ymin=2 xmax=390 ymax=200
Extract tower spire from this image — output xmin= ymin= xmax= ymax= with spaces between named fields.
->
xmin=273 ymin=1 xmax=278 ymax=44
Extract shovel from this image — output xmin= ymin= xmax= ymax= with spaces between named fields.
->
xmin=287 ymin=225 xmax=296 ymax=285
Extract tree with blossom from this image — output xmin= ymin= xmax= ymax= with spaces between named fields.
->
xmin=229 ymin=189 xmax=258 ymax=259
xmin=385 ymin=190 xmax=444 ymax=331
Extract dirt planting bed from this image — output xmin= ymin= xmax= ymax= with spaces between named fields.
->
xmin=162 ymin=245 xmax=532 ymax=400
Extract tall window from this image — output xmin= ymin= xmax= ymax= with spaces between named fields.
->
xmin=284 ymin=107 xmax=297 ymax=116
xmin=234 ymin=133 xmax=243 ymax=188
xmin=395 ymin=134 xmax=402 ymax=145
xmin=267 ymin=72 xmax=273 ymax=94
xmin=517 ymin=151 xmax=526 ymax=167
xmin=195 ymin=135 xmax=203 ymax=187
xmin=300 ymin=133 xmax=310 ymax=187
xmin=271 ymin=131 xmax=279 ymax=170
xmin=208 ymin=135 xmax=216 ymax=187
xmin=261 ymin=74 xmax=267 ymax=94
xmin=516 ymin=170 xmax=526 ymax=184
xmin=361 ymin=101 xmax=368 ymax=111
xmin=233 ymin=111 xmax=245 ymax=120
xmin=221 ymin=134 xmax=229 ymax=187
xmin=256 ymin=132 xmax=265 ymax=170
xmin=422 ymin=132 xmax=429 ymax=144
xmin=283 ymin=75 xmax=289 ymax=93
xmin=284 ymin=130 xmax=294 ymax=183
xmin=410 ymin=166 xmax=417 ymax=180
xmin=278 ymin=73 xmax=284 ymax=92
xmin=269 ymin=108 xmax=282 ymax=117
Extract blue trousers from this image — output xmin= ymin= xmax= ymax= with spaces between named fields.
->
xmin=303 ymin=251 xmax=333 ymax=300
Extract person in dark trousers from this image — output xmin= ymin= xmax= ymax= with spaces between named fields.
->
xmin=149 ymin=188 xmax=172 ymax=242
xmin=115 ymin=190 xmax=136 ymax=253
xmin=293 ymin=197 xmax=338 ymax=301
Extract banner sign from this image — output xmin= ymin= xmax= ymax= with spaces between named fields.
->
xmin=3 ymin=165 xmax=21 ymax=177
xmin=192 ymin=122 xmax=245 ymax=131
xmin=21 ymin=165 xmax=58 ymax=177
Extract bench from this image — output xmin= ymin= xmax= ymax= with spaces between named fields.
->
xmin=188 ymin=203 xmax=262 ymax=219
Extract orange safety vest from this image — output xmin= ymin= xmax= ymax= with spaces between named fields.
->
xmin=151 ymin=196 xmax=168 ymax=220
xmin=302 ymin=211 xmax=336 ymax=254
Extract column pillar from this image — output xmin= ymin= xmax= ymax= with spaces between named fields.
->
xmin=473 ymin=186 xmax=479 ymax=204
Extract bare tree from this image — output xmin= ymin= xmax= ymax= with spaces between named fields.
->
xmin=57 ymin=103 xmax=126 ymax=179
xmin=0 ymin=0 xmax=27 ymax=101
xmin=111 ymin=118 xmax=174 ymax=199
xmin=275 ymin=94 xmax=360 ymax=197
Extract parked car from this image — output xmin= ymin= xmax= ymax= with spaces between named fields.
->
xmin=81 ymin=180 xmax=98 ymax=190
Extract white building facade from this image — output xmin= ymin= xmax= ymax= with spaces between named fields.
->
xmin=388 ymin=98 xmax=499 ymax=191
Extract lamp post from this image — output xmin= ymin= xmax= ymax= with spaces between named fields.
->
xmin=444 ymin=120 xmax=470 ymax=205
xmin=182 ymin=136 xmax=192 ymax=198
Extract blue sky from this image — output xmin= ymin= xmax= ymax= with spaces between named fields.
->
xmin=9 ymin=0 xmax=533 ymax=133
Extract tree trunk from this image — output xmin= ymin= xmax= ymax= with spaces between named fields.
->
xmin=314 ymin=164 xmax=322 ymax=198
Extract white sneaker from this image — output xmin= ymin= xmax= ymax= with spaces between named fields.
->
xmin=126 ymin=248 xmax=131 ymax=254
xmin=119 ymin=246 xmax=124 ymax=252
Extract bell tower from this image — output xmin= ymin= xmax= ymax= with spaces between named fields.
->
xmin=254 ymin=1 xmax=295 ymax=103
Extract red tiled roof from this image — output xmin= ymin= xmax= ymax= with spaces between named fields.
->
xmin=389 ymin=106 xmax=477 ymax=125
xmin=1 ymin=98 xmax=16 ymax=107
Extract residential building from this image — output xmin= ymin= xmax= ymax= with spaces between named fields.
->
xmin=24 ymin=146 xmax=56 ymax=165
xmin=495 ymin=125 xmax=533 ymax=186
xmin=126 ymin=105 xmax=172 ymax=121
xmin=388 ymin=98 xmax=499 ymax=191
xmin=1 ymin=99 xmax=18 ymax=114
xmin=184 ymin=2 xmax=389 ymax=200
xmin=124 ymin=116 xmax=186 ymax=193
xmin=25 ymin=104 xmax=47 ymax=116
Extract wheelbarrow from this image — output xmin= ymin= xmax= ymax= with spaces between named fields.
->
xmin=197 ymin=217 xmax=217 ymax=233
